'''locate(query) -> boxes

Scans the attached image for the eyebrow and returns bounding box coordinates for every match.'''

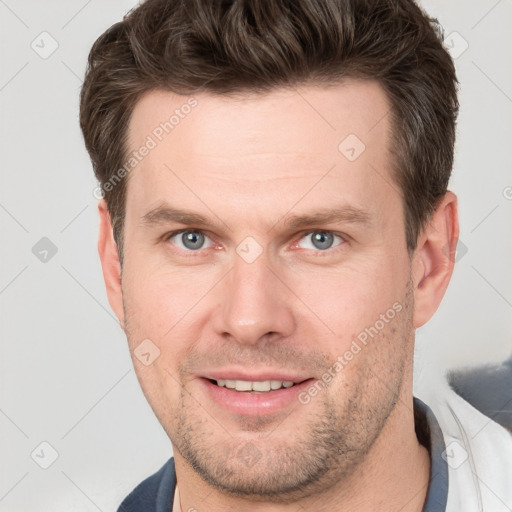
[281,206,372,230]
[140,203,372,231]
[141,205,214,228]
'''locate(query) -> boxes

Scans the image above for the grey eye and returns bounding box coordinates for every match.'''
[298,231,343,251]
[181,231,205,250]
[310,232,334,250]
[169,230,213,251]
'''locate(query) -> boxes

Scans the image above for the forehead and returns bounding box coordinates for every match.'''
[125,81,396,224]
[128,80,390,156]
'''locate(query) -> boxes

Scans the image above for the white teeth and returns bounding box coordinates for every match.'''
[252,380,271,392]
[235,380,252,391]
[214,379,296,392]
[270,380,282,390]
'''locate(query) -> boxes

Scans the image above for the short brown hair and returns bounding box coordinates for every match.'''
[80,0,458,260]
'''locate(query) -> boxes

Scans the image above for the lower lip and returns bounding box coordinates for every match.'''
[200,378,314,417]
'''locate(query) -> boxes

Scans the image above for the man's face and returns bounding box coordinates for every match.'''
[120,81,415,498]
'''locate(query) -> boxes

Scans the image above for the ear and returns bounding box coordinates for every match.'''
[97,199,125,330]
[411,191,459,328]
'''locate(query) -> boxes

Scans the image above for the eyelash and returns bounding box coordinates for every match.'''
[163,229,347,257]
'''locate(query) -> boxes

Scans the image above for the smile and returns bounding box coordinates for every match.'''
[212,379,297,392]
[201,376,314,416]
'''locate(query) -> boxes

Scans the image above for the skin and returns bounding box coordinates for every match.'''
[98,80,458,511]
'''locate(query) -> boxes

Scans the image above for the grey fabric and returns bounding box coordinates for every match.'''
[117,397,449,511]
[448,355,512,432]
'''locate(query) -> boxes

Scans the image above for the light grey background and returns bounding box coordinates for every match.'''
[1,1,511,510]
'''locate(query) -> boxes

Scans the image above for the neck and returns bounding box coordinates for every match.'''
[172,393,430,512]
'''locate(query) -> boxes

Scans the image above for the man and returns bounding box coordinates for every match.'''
[79,0,512,510]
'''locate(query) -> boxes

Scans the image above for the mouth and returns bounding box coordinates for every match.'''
[200,375,315,417]
[207,378,303,393]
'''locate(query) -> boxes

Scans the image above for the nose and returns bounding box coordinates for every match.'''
[211,250,295,345]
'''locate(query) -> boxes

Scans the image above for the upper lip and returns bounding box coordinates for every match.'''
[200,370,312,383]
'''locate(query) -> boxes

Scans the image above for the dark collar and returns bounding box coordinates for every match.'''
[414,397,449,511]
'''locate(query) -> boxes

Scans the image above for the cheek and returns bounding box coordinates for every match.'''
[305,270,412,401]
[289,257,405,344]
[121,256,219,351]
[121,262,194,413]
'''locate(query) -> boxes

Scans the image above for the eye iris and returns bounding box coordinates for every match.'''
[182,231,204,250]
[311,232,333,250]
